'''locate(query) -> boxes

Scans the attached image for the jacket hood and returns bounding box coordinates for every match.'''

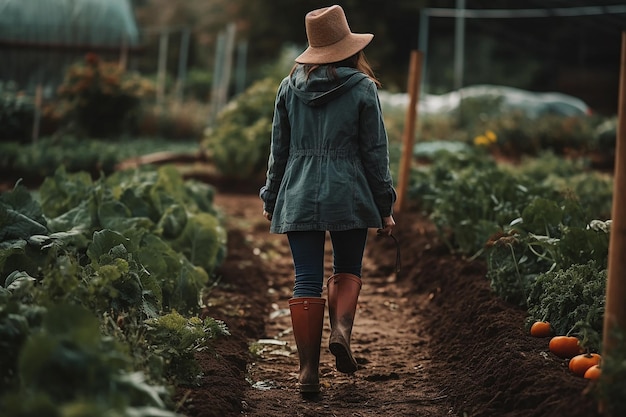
[289,66,367,107]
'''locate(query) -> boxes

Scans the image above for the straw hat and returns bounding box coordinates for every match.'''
[295,5,373,64]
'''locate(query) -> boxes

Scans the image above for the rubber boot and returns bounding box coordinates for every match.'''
[327,273,362,374]
[288,297,326,394]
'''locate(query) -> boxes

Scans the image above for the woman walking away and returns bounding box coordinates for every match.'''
[260,4,396,395]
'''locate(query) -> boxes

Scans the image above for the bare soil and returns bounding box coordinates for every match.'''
[173,188,601,417]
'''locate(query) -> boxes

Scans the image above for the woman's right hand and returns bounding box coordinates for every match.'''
[377,215,395,236]
[263,210,273,221]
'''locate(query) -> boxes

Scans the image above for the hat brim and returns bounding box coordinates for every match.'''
[295,33,373,64]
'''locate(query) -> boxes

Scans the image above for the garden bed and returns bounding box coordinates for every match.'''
[175,192,601,417]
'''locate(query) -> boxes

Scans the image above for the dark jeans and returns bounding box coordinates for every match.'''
[287,229,368,298]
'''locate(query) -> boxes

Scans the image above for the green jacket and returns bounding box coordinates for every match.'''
[260,65,396,234]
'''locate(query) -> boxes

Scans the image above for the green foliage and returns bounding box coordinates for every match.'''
[0,303,182,416]
[145,311,229,384]
[28,165,225,314]
[412,149,554,255]
[84,230,161,318]
[168,212,226,277]
[57,53,155,138]
[185,68,213,101]
[0,164,229,414]
[0,136,200,181]
[485,197,610,307]
[508,152,613,220]
[202,77,277,180]
[482,113,595,157]
[411,149,611,323]
[0,81,34,142]
[526,262,606,352]
[411,149,612,258]
[0,274,45,393]
[484,231,549,308]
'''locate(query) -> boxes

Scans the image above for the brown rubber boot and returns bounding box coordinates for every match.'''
[288,297,326,394]
[327,273,362,374]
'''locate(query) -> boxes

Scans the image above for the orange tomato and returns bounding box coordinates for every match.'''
[584,364,602,380]
[569,353,601,376]
[530,321,553,337]
[549,335,583,359]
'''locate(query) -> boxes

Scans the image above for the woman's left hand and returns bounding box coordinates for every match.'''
[377,215,395,236]
[263,210,273,221]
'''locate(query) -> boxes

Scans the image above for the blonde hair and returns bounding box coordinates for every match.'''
[290,50,381,88]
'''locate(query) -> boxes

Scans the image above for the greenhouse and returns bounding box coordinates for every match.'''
[0,0,139,94]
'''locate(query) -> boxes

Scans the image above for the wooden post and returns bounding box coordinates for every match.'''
[31,83,42,143]
[119,36,128,70]
[396,50,423,212]
[235,39,248,96]
[219,24,236,108]
[601,31,626,415]
[209,30,226,125]
[175,27,191,103]
[156,29,169,109]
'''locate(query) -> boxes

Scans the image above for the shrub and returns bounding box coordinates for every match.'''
[202,77,277,180]
[57,53,155,138]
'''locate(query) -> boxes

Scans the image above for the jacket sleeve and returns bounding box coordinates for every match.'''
[358,81,397,217]
[259,78,291,214]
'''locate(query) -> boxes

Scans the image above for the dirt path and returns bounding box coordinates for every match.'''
[177,192,450,416]
[241,219,450,416]
[175,191,601,417]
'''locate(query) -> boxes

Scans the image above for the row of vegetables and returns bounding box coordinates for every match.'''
[530,321,601,379]
[407,146,623,413]
[0,165,228,416]
[0,135,620,414]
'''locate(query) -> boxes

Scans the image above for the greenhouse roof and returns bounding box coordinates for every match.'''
[0,0,139,48]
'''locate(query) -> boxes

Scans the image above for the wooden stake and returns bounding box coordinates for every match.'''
[31,83,42,143]
[601,31,626,415]
[156,29,169,109]
[396,50,423,212]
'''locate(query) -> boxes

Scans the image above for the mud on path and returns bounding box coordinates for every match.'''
[175,191,602,417]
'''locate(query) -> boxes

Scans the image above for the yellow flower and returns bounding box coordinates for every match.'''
[485,130,497,143]
[473,135,489,146]
[474,130,498,147]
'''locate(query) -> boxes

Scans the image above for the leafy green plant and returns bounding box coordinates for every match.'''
[410,149,612,331]
[202,77,277,180]
[144,310,229,384]
[485,197,609,307]
[414,150,554,255]
[0,303,181,416]
[30,165,226,314]
[0,273,45,393]
[1,164,230,415]
[484,230,552,307]
[526,261,606,352]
